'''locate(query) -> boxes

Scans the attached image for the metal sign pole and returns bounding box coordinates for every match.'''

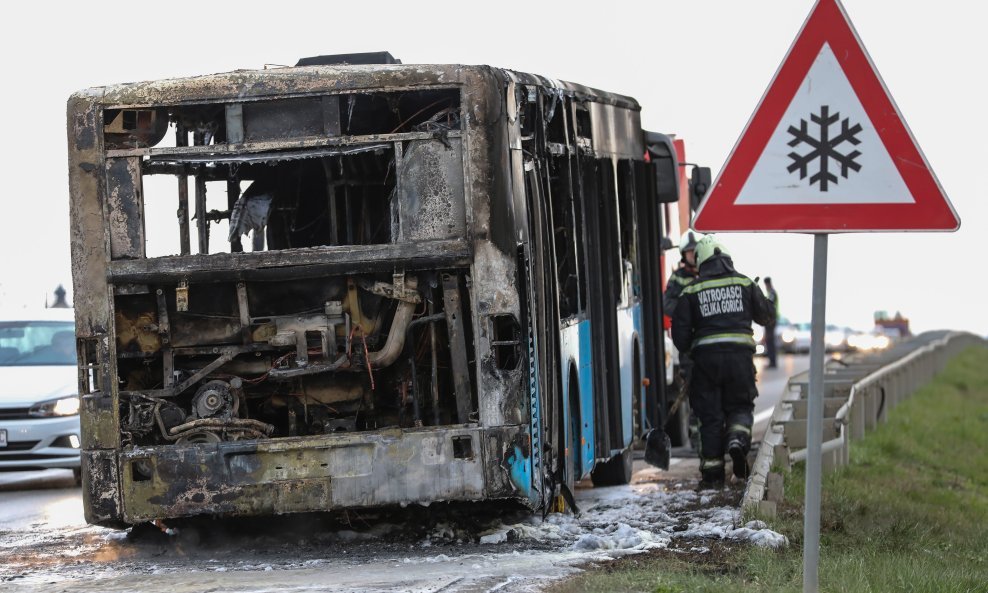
[803,233,828,593]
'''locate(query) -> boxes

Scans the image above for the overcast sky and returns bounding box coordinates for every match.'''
[1,0,984,336]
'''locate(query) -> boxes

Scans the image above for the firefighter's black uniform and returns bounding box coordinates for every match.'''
[663,264,698,317]
[671,252,775,486]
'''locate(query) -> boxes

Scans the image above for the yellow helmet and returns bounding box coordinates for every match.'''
[695,234,730,267]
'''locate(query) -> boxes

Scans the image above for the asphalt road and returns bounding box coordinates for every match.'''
[0,354,810,592]
[753,353,811,439]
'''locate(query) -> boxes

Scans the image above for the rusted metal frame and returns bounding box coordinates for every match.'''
[128,347,241,399]
[442,274,473,424]
[236,282,251,345]
[193,131,209,254]
[340,155,353,244]
[155,288,174,388]
[111,283,150,295]
[267,355,348,379]
[171,343,273,357]
[115,422,504,523]
[176,123,191,255]
[107,239,472,284]
[404,312,446,426]
[144,163,232,178]
[393,141,404,240]
[429,300,441,426]
[167,417,274,436]
[100,81,464,113]
[168,348,238,397]
[195,175,208,254]
[228,176,243,253]
[106,131,461,160]
[320,157,339,245]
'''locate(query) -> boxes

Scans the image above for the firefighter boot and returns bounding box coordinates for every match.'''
[697,459,725,490]
[727,438,749,480]
[726,423,752,480]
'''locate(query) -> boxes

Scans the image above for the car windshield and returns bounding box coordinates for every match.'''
[0,321,76,366]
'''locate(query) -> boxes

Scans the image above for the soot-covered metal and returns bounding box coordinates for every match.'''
[68,59,648,526]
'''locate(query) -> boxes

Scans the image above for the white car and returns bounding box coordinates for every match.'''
[0,308,81,482]
[754,318,794,356]
[824,324,850,353]
[780,322,812,353]
[846,330,892,352]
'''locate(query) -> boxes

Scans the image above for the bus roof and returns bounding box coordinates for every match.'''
[71,63,640,113]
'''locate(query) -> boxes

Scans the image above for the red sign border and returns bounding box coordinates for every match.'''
[693,0,959,233]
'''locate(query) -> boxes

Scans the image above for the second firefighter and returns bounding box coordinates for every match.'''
[671,234,776,489]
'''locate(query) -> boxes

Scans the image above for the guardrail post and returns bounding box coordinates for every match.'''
[852,390,866,440]
[841,427,850,466]
[877,381,887,424]
[864,384,876,431]
[891,370,901,411]
[774,441,791,472]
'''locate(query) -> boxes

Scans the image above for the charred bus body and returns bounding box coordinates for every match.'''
[67,56,682,527]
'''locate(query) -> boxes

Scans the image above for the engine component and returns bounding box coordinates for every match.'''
[192,380,235,419]
[157,401,188,432]
[322,417,357,433]
[175,430,222,446]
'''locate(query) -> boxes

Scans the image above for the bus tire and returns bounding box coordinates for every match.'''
[590,448,633,486]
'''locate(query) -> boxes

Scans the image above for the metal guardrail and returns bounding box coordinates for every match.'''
[743,331,987,517]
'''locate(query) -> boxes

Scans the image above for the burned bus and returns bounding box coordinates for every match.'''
[67,53,686,527]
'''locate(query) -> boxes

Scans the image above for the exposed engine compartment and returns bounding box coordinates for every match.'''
[116,270,479,454]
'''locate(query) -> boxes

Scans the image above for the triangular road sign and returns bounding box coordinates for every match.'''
[693,0,960,233]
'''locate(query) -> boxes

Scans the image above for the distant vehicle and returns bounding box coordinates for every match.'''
[753,317,794,356]
[0,308,81,483]
[780,322,811,353]
[846,330,892,352]
[824,324,850,353]
[874,310,911,338]
[753,324,765,356]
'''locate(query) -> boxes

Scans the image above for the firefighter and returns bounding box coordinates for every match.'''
[671,235,776,488]
[664,231,704,449]
[663,230,704,316]
[763,277,780,368]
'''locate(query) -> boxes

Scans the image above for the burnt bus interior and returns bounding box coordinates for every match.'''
[104,87,489,454]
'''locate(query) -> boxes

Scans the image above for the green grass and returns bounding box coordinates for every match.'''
[549,345,988,593]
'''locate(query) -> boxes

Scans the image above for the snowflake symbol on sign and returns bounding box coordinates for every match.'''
[787,105,863,192]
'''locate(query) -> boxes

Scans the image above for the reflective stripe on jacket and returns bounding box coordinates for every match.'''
[671,255,776,354]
